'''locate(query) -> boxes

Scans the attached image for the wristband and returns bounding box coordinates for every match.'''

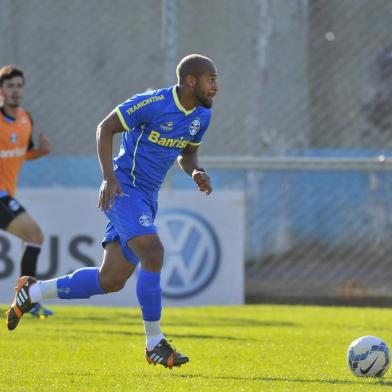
[192,168,205,177]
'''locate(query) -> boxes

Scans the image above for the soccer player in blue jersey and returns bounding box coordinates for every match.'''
[6,54,218,369]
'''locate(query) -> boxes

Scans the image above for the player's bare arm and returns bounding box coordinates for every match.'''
[177,144,213,195]
[96,110,123,210]
[25,132,51,160]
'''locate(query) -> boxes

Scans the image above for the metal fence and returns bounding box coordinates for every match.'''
[194,157,392,305]
[2,0,392,156]
[2,0,392,303]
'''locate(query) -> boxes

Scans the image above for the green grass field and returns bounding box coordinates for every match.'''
[1,304,392,391]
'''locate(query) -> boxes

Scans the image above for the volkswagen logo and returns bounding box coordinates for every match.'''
[156,209,220,299]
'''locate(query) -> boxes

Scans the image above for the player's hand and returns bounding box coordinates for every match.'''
[192,169,213,195]
[38,132,51,155]
[98,176,122,211]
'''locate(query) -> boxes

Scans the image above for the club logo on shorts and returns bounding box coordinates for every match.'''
[139,214,152,227]
[156,209,220,298]
[8,199,20,211]
[189,119,201,136]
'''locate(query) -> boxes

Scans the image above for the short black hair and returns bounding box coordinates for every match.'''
[176,54,215,84]
[0,65,24,86]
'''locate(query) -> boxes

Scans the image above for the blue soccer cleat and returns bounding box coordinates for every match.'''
[30,303,54,318]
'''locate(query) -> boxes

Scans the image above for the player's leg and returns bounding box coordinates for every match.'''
[5,211,53,316]
[0,197,42,278]
[0,196,53,317]
[6,240,133,330]
[128,234,189,369]
[7,211,44,277]
[30,240,134,301]
[103,187,188,368]
[129,233,164,348]
[102,190,164,342]
[99,240,136,292]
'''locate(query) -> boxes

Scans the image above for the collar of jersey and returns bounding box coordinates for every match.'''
[172,86,196,116]
[0,107,16,123]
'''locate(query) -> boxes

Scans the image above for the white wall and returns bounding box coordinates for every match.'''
[0,189,244,307]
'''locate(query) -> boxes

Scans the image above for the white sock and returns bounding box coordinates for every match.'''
[144,320,164,351]
[29,279,58,303]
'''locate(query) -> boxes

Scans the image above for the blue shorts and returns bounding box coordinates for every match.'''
[102,187,158,265]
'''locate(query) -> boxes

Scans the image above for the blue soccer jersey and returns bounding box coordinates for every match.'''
[114,86,212,199]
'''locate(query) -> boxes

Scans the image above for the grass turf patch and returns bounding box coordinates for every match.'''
[1,304,392,391]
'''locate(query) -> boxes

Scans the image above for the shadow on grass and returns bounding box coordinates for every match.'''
[328,323,392,334]
[68,329,250,341]
[166,318,298,328]
[48,371,392,387]
[52,315,297,329]
[151,374,392,386]
[51,312,140,326]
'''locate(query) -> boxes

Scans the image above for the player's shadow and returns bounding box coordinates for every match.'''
[169,374,392,386]
[56,312,141,326]
[57,315,297,329]
[162,318,298,328]
[68,328,252,341]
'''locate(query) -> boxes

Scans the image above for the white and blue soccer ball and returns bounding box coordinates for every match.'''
[347,336,390,377]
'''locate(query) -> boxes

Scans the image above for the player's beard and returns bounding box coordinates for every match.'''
[201,97,213,109]
[194,87,213,109]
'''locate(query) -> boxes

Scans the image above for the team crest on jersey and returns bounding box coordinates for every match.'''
[10,133,17,143]
[139,214,153,227]
[21,116,28,124]
[189,119,201,136]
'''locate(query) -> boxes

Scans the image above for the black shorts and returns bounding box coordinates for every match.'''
[0,195,26,230]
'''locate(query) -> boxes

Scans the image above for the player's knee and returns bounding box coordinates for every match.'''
[103,280,125,293]
[140,245,164,271]
[26,225,44,245]
[99,271,127,293]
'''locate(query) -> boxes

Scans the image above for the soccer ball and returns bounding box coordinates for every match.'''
[347,336,390,377]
